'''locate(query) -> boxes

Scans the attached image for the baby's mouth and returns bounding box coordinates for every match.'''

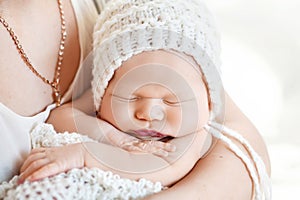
[128,129,169,141]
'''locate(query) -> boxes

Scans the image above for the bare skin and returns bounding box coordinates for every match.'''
[0,0,80,116]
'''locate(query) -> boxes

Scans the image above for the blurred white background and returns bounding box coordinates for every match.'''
[203,0,300,199]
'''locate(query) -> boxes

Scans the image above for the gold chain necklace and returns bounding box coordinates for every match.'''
[0,0,67,106]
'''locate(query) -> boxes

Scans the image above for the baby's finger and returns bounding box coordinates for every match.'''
[136,142,169,157]
[146,140,176,152]
[27,162,61,182]
[120,141,144,152]
[30,148,46,154]
[107,131,138,147]
[152,149,169,157]
[19,158,50,184]
[20,152,46,173]
[119,139,139,147]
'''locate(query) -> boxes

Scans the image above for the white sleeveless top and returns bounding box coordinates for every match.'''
[0,0,101,182]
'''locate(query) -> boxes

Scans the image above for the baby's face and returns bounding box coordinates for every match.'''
[99,50,209,140]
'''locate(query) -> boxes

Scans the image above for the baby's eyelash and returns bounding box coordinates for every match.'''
[164,98,196,106]
[162,99,181,106]
[127,97,140,101]
[111,94,195,105]
[111,94,140,102]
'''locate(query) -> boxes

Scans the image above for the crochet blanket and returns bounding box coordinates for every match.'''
[0,123,163,200]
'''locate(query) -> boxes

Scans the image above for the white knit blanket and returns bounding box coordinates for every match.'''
[0,123,163,200]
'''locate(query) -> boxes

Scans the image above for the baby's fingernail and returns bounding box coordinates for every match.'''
[159,150,168,157]
[167,144,176,151]
[17,177,24,185]
[27,176,33,181]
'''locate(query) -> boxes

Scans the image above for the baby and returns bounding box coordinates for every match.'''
[19,0,270,198]
[87,49,214,180]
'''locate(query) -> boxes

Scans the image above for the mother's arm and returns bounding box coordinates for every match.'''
[144,93,271,200]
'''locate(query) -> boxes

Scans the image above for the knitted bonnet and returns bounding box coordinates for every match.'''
[92,0,224,123]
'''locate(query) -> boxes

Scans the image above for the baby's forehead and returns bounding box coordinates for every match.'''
[105,50,205,100]
[114,50,202,76]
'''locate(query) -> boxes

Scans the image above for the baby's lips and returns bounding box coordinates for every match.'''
[134,129,168,138]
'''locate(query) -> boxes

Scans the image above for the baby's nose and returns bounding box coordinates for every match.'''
[149,105,165,121]
[135,100,165,121]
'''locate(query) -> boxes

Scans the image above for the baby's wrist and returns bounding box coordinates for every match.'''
[78,142,89,167]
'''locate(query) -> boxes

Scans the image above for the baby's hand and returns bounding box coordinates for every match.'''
[119,139,176,157]
[19,143,85,183]
[105,130,176,157]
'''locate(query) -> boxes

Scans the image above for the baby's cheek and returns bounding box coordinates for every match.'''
[109,101,132,130]
[99,95,124,130]
[196,94,210,127]
[99,98,111,119]
[165,108,182,135]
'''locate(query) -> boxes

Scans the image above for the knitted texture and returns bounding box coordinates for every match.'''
[0,123,163,200]
[92,0,224,122]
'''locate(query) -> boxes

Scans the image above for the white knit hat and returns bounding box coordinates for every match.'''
[92,0,224,123]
